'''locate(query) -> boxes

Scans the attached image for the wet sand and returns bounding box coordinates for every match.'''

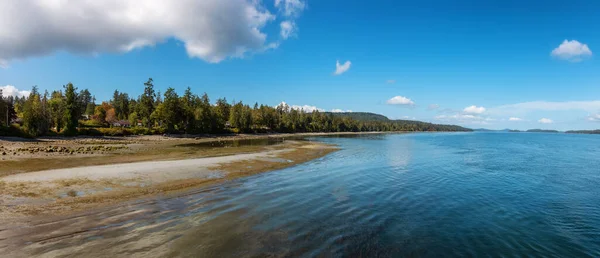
[0,140,337,220]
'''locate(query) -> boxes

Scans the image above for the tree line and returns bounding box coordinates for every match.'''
[1,78,470,137]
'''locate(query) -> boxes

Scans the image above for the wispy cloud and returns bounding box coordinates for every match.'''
[334,60,351,75]
[509,117,523,121]
[435,114,492,125]
[538,118,554,124]
[386,79,396,84]
[280,21,296,39]
[551,39,592,62]
[275,0,306,17]
[588,114,600,122]
[386,96,415,106]
[331,109,352,113]
[427,104,440,110]
[489,101,600,116]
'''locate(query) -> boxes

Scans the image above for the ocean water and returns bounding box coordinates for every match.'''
[6,132,600,257]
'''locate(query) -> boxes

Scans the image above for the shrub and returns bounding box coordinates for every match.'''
[0,124,32,138]
[79,119,105,128]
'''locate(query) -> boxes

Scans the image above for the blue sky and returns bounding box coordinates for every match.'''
[1,0,600,130]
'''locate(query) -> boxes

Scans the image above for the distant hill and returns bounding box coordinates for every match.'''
[325,112,471,132]
[326,112,390,122]
[566,129,600,134]
[526,129,560,133]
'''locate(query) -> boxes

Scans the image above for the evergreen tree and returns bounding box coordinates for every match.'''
[139,78,156,128]
[48,90,65,131]
[63,83,79,135]
[22,86,50,136]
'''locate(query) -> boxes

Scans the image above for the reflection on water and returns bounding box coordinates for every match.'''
[3,132,600,257]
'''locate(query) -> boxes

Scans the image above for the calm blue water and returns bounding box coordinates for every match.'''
[8,132,600,257]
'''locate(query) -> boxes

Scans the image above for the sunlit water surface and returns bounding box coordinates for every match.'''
[4,133,600,257]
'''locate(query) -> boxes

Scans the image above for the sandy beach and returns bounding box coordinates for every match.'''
[0,134,343,220]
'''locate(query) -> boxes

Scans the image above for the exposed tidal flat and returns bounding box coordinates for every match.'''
[2,132,600,257]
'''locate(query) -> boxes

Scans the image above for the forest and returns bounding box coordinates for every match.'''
[0,78,471,137]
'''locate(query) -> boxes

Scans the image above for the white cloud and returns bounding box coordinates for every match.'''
[334,60,351,75]
[538,118,554,124]
[275,0,306,17]
[0,0,307,65]
[276,101,323,112]
[551,39,592,62]
[587,114,600,122]
[331,109,352,113]
[463,105,486,114]
[280,21,296,39]
[386,96,415,106]
[0,85,30,98]
[386,79,396,84]
[292,105,323,112]
[509,117,523,121]
[427,104,440,110]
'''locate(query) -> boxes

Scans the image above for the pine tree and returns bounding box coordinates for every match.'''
[63,83,79,135]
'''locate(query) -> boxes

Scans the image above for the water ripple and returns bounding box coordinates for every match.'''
[4,133,600,257]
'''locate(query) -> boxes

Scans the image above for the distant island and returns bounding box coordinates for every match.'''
[565,130,600,134]
[525,129,560,133]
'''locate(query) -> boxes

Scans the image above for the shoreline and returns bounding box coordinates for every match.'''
[0,139,338,220]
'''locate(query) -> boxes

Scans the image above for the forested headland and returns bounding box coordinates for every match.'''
[0,78,471,137]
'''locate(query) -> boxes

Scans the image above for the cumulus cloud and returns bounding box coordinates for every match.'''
[0,0,306,65]
[331,109,352,113]
[587,114,600,122]
[538,118,553,124]
[509,117,523,121]
[334,60,351,75]
[463,105,486,114]
[0,85,30,98]
[386,96,415,106]
[551,40,592,62]
[386,79,396,84]
[427,104,440,110]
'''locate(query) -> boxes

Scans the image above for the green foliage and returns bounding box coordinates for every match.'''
[0,124,31,138]
[151,87,182,132]
[138,78,156,128]
[128,112,139,127]
[13,78,472,138]
[111,90,130,120]
[48,90,65,131]
[22,86,50,137]
[63,83,79,136]
[79,119,105,128]
[328,112,389,122]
